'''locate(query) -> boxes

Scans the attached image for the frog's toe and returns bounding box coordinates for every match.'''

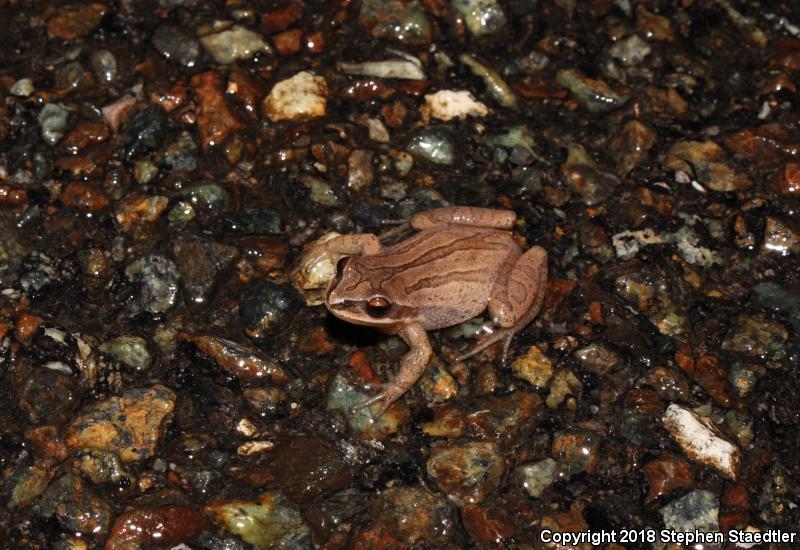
[352,384,399,418]
[453,327,513,363]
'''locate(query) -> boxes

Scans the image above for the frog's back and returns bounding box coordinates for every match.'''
[360,226,518,329]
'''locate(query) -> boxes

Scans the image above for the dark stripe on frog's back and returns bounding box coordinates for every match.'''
[356,227,516,296]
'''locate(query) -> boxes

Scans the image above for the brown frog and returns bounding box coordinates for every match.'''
[306,206,548,415]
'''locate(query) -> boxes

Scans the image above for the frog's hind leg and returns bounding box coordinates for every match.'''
[455,246,547,366]
[353,323,432,417]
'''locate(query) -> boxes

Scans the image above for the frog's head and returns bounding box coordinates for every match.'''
[324,256,399,328]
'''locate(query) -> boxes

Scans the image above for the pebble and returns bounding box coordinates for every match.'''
[200,25,271,64]
[421,90,489,121]
[172,234,238,310]
[662,403,740,480]
[426,441,505,506]
[124,254,180,316]
[239,279,299,340]
[452,0,507,37]
[408,125,456,165]
[98,336,152,371]
[721,314,788,361]
[459,54,518,109]
[152,24,201,68]
[38,103,70,146]
[641,454,694,502]
[516,458,558,498]
[204,491,311,550]
[191,71,244,149]
[263,71,328,121]
[180,333,290,383]
[660,490,720,539]
[555,69,629,113]
[511,345,553,388]
[359,0,433,45]
[338,56,426,80]
[65,385,176,463]
[560,144,620,205]
[105,506,212,550]
[664,140,751,192]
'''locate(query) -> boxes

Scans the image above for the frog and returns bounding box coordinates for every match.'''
[305,206,547,415]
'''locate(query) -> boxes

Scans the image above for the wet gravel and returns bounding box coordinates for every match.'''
[1,0,799,548]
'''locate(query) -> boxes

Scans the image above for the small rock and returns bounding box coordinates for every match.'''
[575,342,622,375]
[18,369,79,426]
[452,0,507,37]
[10,78,34,97]
[408,125,456,165]
[74,449,131,485]
[200,25,271,64]
[239,279,299,340]
[552,430,600,476]
[98,336,152,371]
[459,53,518,109]
[516,458,558,498]
[124,106,167,161]
[511,345,553,388]
[721,314,788,361]
[204,491,311,550]
[662,403,739,480]
[263,71,327,122]
[545,369,582,409]
[356,486,455,547]
[359,0,433,45]
[347,149,374,191]
[660,490,719,537]
[106,506,212,550]
[426,441,505,506]
[763,216,800,255]
[664,140,751,192]
[124,254,180,316]
[172,234,238,310]
[642,454,694,503]
[224,209,283,236]
[556,69,629,113]
[61,182,110,214]
[37,474,112,539]
[89,49,117,82]
[191,71,245,149]
[608,119,656,176]
[152,24,201,67]
[46,3,107,40]
[291,231,344,305]
[560,144,620,205]
[232,436,352,502]
[38,103,70,146]
[421,90,489,121]
[609,34,651,66]
[180,333,290,383]
[65,385,176,463]
[339,56,425,80]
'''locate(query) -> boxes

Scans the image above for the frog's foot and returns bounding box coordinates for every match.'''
[453,326,516,368]
[377,221,412,244]
[352,381,404,418]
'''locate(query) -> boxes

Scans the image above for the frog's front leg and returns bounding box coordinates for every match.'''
[410,206,516,230]
[355,322,432,416]
[456,246,547,365]
[313,233,383,256]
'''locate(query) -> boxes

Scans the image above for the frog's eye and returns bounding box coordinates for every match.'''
[366,296,392,317]
[335,256,350,275]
